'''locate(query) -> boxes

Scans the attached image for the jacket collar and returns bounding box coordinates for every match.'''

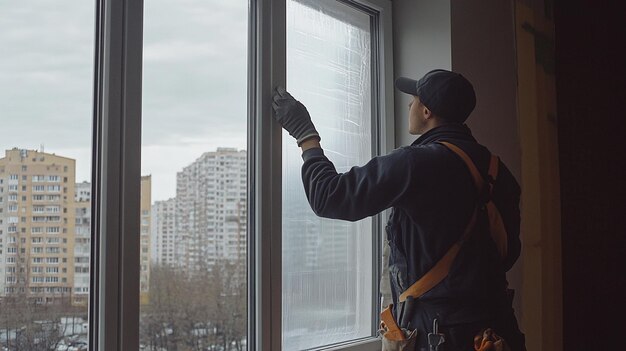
[410,123,476,146]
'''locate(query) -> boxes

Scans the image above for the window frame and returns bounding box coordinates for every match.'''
[252,0,394,350]
[90,0,392,350]
[91,0,143,350]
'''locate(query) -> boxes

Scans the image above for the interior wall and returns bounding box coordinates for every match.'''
[392,0,451,148]
[554,0,626,349]
[449,0,524,325]
[450,1,520,178]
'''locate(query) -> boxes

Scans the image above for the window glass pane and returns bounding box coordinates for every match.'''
[283,1,374,349]
[140,1,248,350]
[0,0,94,349]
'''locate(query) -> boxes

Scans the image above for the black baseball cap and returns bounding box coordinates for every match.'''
[395,69,476,123]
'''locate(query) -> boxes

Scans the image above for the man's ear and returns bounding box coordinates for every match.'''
[423,105,432,119]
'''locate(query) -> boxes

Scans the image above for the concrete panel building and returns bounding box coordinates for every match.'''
[0,149,76,304]
[73,182,91,306]
[151,198,177,267]
[140,175,152,304]
[175,148,247,274]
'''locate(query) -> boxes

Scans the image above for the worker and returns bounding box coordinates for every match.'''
[272,69,526,351]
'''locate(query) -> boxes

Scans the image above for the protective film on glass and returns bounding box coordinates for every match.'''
[283,1,374,349]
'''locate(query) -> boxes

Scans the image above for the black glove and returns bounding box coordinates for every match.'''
[272,86,320,146]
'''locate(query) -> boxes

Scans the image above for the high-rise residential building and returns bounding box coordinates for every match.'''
[75,181,91,202]
[175,148,247,274]
[73,181,91,306]
[0,148,76,304]
[140,175,152,304]
[151,198,177,267]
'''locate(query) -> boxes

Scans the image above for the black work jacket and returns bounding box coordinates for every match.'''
[301,124,521,324]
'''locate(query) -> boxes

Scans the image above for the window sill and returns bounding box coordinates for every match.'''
[319,337,382,351]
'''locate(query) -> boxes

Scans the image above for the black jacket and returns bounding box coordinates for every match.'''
[301,123,522,326]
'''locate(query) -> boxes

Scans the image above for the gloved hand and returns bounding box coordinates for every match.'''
[272,86,320,146]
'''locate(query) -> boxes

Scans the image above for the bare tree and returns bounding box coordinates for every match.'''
[141,258,247,351]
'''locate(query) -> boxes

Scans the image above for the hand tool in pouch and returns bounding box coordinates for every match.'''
[428,318,445,351]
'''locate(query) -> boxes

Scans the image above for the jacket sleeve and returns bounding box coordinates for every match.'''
[300,147,418,221]
[493,160,522,272]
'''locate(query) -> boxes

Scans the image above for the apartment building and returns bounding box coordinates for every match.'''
[140,175,152,304]
[175,148,247,274]
[73,181,91,306]
[0,149,75,304]
[151,197,177,267]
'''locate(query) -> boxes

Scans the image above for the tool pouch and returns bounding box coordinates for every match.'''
[379,304,417,351]
[380,328,417,351]
[473,328,511,351]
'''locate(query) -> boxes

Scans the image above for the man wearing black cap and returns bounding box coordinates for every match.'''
[273,69,526,351]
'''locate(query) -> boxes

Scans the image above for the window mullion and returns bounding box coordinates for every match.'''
[251,0,286,350]
[94,0,144,350]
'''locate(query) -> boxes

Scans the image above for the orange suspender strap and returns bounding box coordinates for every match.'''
[396,142,507,304]
[486,154,508,259]
[439,142,485,190]
[488,154,499,192]
[443,142,508,259]
[398,208,478,303]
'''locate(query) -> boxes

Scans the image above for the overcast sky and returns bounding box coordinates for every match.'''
[1,0,248,202]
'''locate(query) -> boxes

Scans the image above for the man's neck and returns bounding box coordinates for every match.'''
[420,118,447,135]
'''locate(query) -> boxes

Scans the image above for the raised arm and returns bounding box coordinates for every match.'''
[272,86,428,221]
[300,147,418,221]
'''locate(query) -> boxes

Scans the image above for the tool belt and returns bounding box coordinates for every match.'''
[379,142,511,351]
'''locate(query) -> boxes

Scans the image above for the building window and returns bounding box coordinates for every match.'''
[45,247,60,254]
[46,267,59,274]
[47,185,61,192]
[46,227,60,234]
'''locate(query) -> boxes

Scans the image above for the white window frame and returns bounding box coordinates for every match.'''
[91,0,392,350]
